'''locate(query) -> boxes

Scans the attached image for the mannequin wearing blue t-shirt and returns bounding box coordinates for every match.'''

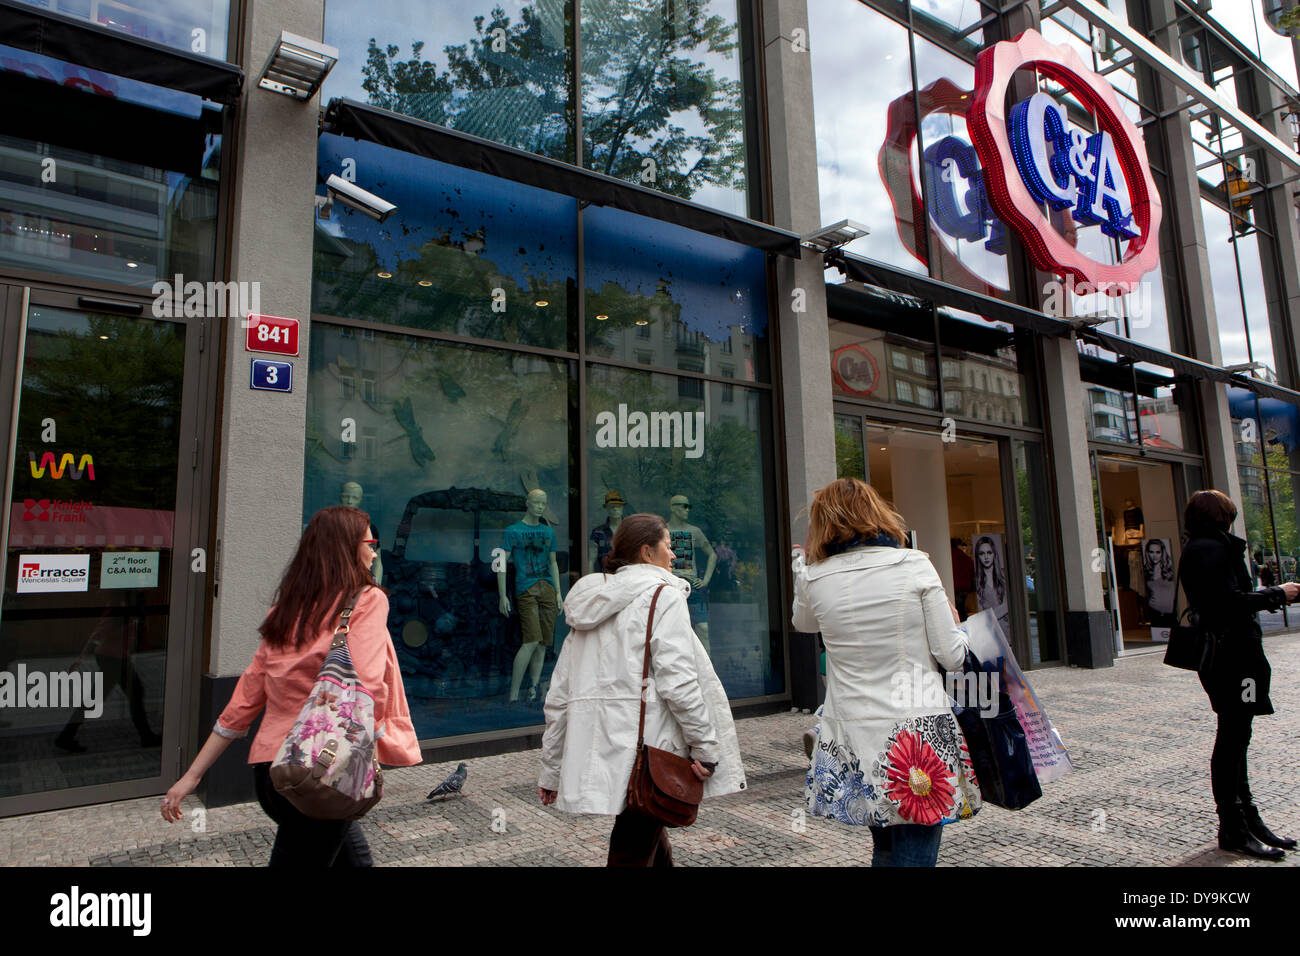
[498,489,563,702]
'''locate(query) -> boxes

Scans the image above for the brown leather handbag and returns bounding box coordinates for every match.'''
[625,584,704,828]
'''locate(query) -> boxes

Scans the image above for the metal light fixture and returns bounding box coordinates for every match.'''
[1226,361,1265,375]
[258,32,339,100]
[801,219,870,254]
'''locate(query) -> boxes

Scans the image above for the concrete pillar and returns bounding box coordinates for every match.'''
[201,0,326,805]
[765,0,835,708]
[764,0,835,538]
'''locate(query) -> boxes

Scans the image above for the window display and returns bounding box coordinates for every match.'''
[303,323,575,738]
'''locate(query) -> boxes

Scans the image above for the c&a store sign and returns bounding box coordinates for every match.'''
[884,29,1161,296]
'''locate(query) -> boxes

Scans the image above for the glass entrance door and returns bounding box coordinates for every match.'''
[0,286,197,812]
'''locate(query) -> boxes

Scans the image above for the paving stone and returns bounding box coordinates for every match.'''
[2,634,1299,866]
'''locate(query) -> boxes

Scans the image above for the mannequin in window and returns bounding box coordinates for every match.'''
[1122,498,1145,545]
[498,489,562,702]
[588,490,625,573]
[340,482,382,584]
[666,494,717,653]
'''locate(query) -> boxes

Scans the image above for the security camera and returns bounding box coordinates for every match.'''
[324,174,397,222]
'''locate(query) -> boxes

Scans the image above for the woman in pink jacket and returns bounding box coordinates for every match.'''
[161,506,421,866]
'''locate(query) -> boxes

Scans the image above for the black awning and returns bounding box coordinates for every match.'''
[0,0,243,105]
[322,98,803,258]
[825,250,1073,336]
[1081,328,1235,384]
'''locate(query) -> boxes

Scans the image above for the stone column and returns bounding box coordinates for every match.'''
[201,0,327,806]
[765,0,836,707]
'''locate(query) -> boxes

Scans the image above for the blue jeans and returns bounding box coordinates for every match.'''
[869,824,943,867]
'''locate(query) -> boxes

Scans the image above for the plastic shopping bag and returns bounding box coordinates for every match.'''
[961,609,1073,785]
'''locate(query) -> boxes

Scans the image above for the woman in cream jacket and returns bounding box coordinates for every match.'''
[793,479,979,867]
[538,513,745,866]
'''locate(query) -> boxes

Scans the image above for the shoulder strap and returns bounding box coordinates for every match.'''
[636,584,669,751]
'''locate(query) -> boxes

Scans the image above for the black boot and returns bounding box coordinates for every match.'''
[1219,803,1285,860]
[1242,803,1297,850]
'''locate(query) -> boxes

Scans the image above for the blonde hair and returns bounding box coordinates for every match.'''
[806,478,907,563]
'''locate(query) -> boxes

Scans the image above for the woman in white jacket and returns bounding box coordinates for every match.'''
[538,513,746,866]
[793,479,980,867]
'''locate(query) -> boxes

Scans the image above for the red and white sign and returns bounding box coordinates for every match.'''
[967,30,1162,295]
[245,314,300,356]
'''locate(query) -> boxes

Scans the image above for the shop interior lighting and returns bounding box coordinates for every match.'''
[801,219,870,254]
[258,32,338,100]
[535,300,549,307]
[376,271,392,279]
[418,280,433,287]
[595,314,609,321]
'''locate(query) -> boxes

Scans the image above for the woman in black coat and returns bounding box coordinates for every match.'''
[1178,490,1298,860]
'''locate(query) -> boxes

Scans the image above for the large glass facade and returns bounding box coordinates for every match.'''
[321,0,755,215]
[309,138,781,740]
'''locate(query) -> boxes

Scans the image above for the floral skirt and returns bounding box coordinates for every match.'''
[805,709,981,827]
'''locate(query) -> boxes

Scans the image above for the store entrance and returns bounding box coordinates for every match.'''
[0,285,205,816]
[1093,455,1182,653]
[836,412,1063,667]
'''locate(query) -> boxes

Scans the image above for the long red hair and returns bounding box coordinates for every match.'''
[260,506,379,649]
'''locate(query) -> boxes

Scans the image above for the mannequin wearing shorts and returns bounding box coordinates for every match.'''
[499,489,563,702]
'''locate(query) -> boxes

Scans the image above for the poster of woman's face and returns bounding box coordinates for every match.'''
[974,533,1012,639]
[1142,537,1175,617]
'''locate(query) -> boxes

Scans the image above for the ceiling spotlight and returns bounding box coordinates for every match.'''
[595,314,609,321]
[126,261,138,269]
[258,31,338,100]
[534,300,549,307]
[418,280,433,287]
[635,318,649,326]
[801,219,870,254]
[99,335,109,340]
[377,271,392,279]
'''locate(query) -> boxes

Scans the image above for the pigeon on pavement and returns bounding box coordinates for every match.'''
[427,762,468,800]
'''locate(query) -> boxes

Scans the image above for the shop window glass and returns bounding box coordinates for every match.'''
[1133,362,1194,453]
[835,413,865,480]
[11,0,231,60]
[583,205,768,381]
[581,0,752,216]
[938,307,1032,426]
[585,365,782,698]
[810,0,919,268]
[323,0,574,163]
[911,0,991,42]
[1202,198,1276,378]
[828,284,938,407]
[313,134,576,351]
[0,52,222,290]
[912,34,1013,299]
[303,322,577,737]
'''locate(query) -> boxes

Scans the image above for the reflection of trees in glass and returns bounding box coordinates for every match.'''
[834,418,864,480]
[15,316,184,510]
[312,228,573,350]
[362,6,572,159]
[357,1,745,200]
[1243,445,1299,564]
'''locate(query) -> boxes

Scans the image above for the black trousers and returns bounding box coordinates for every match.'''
[607,808,674,867]
[252,762,373,867]
[1210,713,1254,811]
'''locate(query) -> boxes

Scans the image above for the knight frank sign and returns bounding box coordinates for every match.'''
[884,29,1162,297]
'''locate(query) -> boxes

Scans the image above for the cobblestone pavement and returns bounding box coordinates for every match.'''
[2,636,1299,867]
